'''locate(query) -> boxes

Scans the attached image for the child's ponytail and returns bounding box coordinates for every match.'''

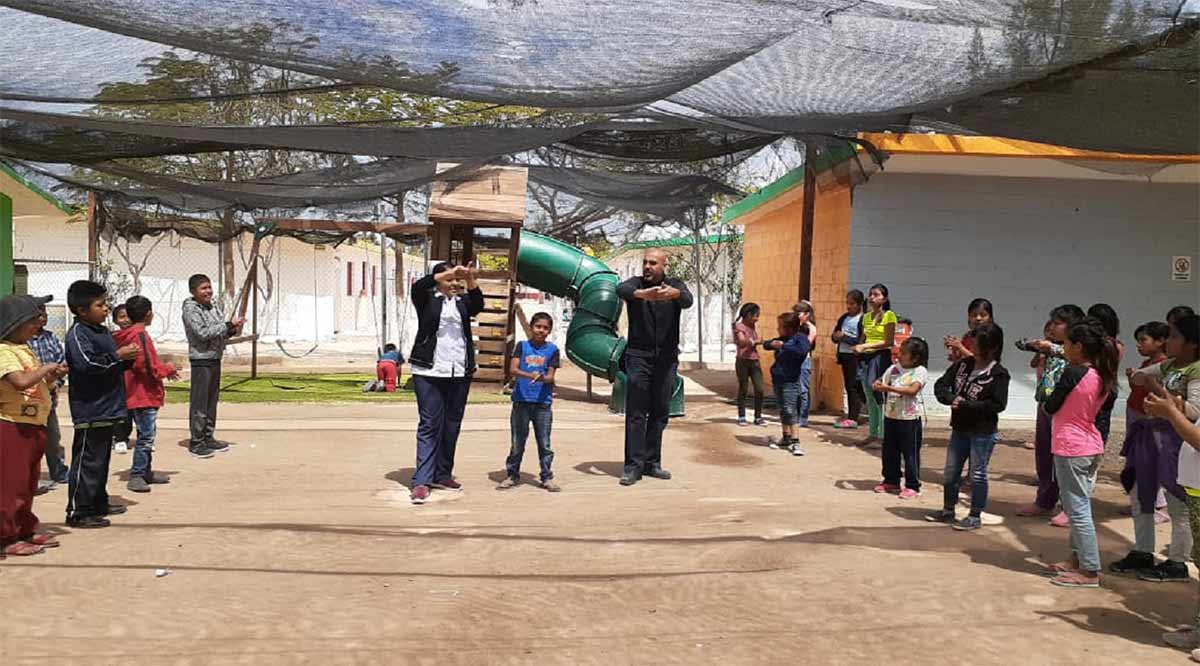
[1068,317,1118,398]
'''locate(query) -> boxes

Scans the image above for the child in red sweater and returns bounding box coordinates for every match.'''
[113,296,179,493]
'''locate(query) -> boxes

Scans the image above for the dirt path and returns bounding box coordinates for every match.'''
[0,367,1190,665]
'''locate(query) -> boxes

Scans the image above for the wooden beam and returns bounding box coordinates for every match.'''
[798,165,816,302]
[86,191,98,280]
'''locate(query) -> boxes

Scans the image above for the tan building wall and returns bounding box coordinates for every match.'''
[737,180,854,413]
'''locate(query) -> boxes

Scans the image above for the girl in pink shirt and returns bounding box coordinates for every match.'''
[733,303,765,426]
[1043,317,1118,588]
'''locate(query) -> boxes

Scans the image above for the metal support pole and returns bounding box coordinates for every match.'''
[719,230,727,363]
[0,193,12,295]
[586,373,593,400]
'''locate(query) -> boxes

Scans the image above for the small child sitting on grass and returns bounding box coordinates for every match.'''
[375,343,405,392]
[500,313,561,492]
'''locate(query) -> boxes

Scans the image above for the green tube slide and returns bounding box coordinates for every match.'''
[516,231,684,416]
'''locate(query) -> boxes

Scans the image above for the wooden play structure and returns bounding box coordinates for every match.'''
[426,164,528,383]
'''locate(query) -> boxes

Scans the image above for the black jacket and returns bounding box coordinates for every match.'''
[64,319,130,424]
[407,275,485,374]
[934,357,1010,435]
[616,276,694,358]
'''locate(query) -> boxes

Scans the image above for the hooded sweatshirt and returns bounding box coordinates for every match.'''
[182,297,234,362]
[933,357,1011,435]
[113,323,176,409]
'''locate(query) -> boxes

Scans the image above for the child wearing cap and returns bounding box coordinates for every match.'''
[0,294,69,556]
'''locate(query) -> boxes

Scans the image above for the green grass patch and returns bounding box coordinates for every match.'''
[164,373,510,404]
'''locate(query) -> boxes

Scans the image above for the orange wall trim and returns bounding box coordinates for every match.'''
[860,133,1200,164]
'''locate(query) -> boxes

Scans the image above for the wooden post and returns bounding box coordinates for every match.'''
[798,164,816,301]
[251,256,259,379]
[691,210,704,365]
[86,191,99,280]
[379,232,388,351]
[586,373,593,400]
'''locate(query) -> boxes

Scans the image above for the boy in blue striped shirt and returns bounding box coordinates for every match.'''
[500,312,561,492]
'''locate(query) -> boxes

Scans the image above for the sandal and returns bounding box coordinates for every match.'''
[2,541,44,556]
[29,533,60,548]
[1049,571,1100,588]
[1042,560,1079,576]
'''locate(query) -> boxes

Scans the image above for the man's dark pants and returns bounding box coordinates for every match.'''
[624,353,677,477]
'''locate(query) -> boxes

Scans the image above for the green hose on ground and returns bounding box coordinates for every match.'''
[516,231,684,416]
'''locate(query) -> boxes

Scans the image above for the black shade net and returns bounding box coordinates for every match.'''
[0,0,1195,155]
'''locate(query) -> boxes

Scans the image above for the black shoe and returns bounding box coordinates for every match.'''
[145,472,170,485]
[1137,560,1191,583]
[619,472,641,486]
[644,466,672,480]
[104,504,127,516]
[188,444,215,459]
[66,515,111,529]
[924,509,956,524]
[1108,550,1156,575]
[206,439,231,452]
[126,477,151,493]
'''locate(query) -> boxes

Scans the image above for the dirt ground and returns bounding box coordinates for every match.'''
[1,365,1193,666]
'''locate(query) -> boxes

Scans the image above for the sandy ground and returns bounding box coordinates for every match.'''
[1,366,1193,666]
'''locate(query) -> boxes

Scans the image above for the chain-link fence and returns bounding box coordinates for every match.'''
[17,229,429,367]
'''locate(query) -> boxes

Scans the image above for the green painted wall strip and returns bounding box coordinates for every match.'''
[0,193,13,295]
[721,142,859,223]
[0,161,77,215]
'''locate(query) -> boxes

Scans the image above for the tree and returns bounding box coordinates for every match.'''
[966,27,993,82]
[81,22,539,306]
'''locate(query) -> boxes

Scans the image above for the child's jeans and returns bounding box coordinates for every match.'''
[130,407,158,482]
[1055,454,1102,572]
[882,417,922,491]
[507,402,554,481]
[942,431,998,516]
[773,379,800,426]
[798,356,812,427]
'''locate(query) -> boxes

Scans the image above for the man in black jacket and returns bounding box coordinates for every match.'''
[616,249,693,486]
[407,262,485,504]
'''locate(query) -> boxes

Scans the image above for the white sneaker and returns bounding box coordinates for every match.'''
[789,443,806,456]
[767,436,782,450]
[114,441,129,454]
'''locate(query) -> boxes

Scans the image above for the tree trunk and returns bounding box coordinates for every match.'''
[220,207,237,304]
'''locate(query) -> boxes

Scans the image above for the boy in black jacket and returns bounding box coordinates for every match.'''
[64,281,140,528]
[926,323,1010,532]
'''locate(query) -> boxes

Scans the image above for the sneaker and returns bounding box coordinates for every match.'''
[205,439,231,453]
[410,485,430,504]
[126,477,151,493]
[952,516,983,531]
[541,479,562,492]
[1049,511,1070,528]
[619,471,641,486]
[431,478,462,491]
[925,509,956,524]
[1164,628,1200,650]
[980,512,1005,526]
[66,515,110,529]
[1049,571,1100,588]
[874,483,900,494]
[767,436,784,450]
[1108,550,1156,575]
[34,480,55,495]
[1015,503,1052,517]
[1138,560,1191,583]
[145,472,170,484]
[188,444,215,459]
[899,488,920,500]
[498,477,518,489]
[737,417,749,426]
[114,441,129,454]
[789,443,806,456]
[753,418,767,427]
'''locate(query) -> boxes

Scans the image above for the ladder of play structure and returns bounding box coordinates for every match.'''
[471,276,515,382]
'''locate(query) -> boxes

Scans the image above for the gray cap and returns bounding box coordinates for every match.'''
[0,294,52,341]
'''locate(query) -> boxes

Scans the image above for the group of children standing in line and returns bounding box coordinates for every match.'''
[0,273,243,556]
[733,292,1200,593]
